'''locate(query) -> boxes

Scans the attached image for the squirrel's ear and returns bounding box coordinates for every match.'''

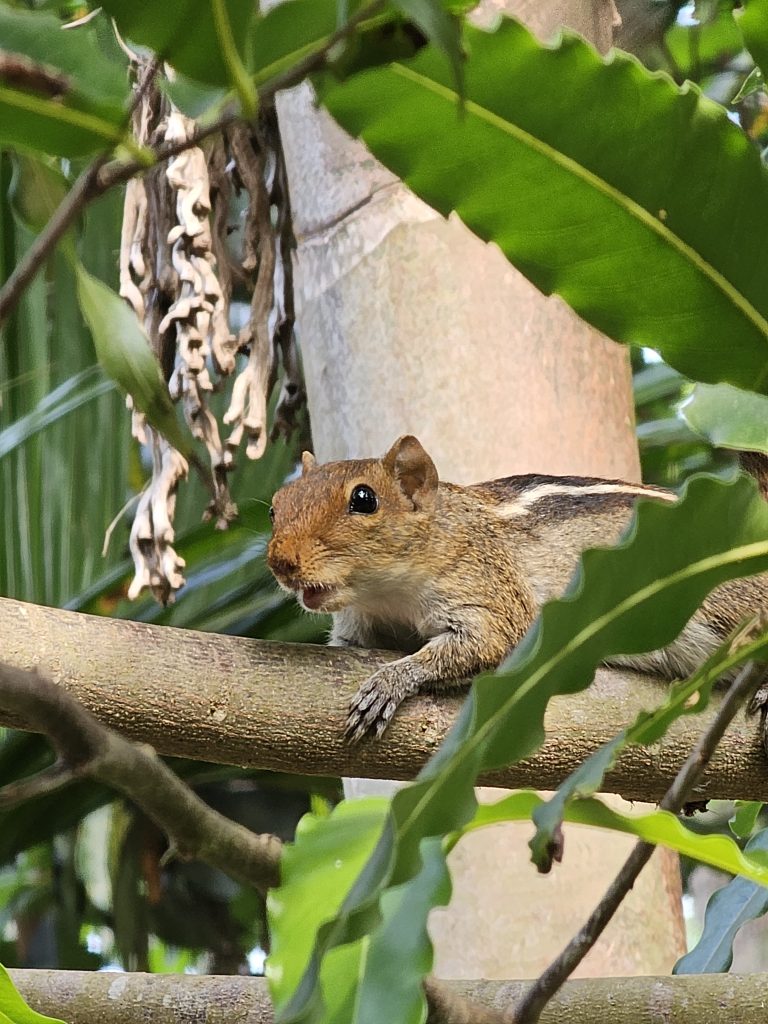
[383,435,438,509]
[301,451,316,474]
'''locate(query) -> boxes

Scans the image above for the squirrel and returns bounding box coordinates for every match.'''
[267,435,768,742]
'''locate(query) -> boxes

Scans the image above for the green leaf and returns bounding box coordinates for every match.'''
[636,417,700,448]
[267,799,389,1021]
[674,827,768,974]
[0,367,114,461]
[733,66,765,103]
[633,362,686,406]
[319,18,768,390]
[740,0,768,82]
[8,155,67,233]
[391,0,464,97]
[0,7,128,157]
[269,801,450,1024]
[680,383,768,452]
[466,792,768,887]
[730,800,764,839]
[530,623,768,871]
[274,472,768,1020]
[353,837,450,1024]
[664,9,743,77]
[98,0,256,88]
[74,265,191,456]
[0,964,67,1024]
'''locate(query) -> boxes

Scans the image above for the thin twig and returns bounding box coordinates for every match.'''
[0,662,282,893]
[0,56,161,327]
[0,762,75,807]
[0,1,384,327]
[512,659,768,1024]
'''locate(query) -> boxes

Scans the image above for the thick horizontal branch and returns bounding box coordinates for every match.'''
[1,597,766,801]
[11,970,768,1024]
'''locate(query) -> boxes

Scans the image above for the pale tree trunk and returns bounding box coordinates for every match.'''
[275,0,685,979]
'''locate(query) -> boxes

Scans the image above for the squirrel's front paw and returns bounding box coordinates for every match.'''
[345,665,418,743]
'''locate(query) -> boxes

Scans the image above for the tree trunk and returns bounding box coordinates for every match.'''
[275,0,685,979]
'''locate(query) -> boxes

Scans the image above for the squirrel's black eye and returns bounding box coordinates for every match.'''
[349,485,378,515]
[268,506,275,523]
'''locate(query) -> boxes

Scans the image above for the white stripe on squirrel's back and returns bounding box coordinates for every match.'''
[493,481,676,519]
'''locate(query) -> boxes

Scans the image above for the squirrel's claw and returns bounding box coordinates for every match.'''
[345,666,417,743]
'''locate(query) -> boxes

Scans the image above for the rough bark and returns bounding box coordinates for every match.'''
[2,596,766,802]
[11,969,768,1024]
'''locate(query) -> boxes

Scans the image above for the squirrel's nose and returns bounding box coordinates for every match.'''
[268,552,300,580]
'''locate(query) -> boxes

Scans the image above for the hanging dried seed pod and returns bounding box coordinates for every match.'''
[116,58,304,603]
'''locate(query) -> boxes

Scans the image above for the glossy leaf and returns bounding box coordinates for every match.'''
[353,837,450,1024]
[466,792,768,886]
[741,0,768,82]
[530,622,768,870]
[320,18,768,390]
[674,827,768,974]
[680,383,768,452]
[267,799,389,1021]
[273,473,768,1021]
[75,265,191,456]
[730,801,764,840]
[0,7,127,157]
[0,964,66,1024]
[98,0,256,88]
[269,805,450,1024]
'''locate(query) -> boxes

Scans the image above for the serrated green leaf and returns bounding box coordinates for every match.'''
[740,0,768,82]
[0,964,66,1024]
[319,18,768,390]
[674,826,768,974]
[74,265,191,456]
[269,805,449,1024]
[267,799,389,1021]
[465,793,768,886]
[680,383,768,452]
[278,473,768,1021]
[730,800,764,839]
[354,837,450,1024]
[530,623,768,870]
[0,7,128,157]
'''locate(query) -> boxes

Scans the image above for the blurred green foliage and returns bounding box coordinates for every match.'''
[0,135,332,973]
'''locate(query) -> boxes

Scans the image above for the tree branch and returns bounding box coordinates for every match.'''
[512,659,768,1024]
[0,56,161,326]
[12,969,768,1024]
[0,661,281,894]
[0,2,384,326]
[1,597,766,801]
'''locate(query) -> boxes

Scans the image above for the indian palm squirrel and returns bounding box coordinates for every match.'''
[267,435,768,742]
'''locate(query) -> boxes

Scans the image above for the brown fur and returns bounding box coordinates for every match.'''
[267,436,768,741]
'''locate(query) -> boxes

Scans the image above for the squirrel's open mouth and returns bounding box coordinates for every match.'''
[300,583,337,611]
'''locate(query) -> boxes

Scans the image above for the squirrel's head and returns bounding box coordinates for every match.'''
[267,435,439,613]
